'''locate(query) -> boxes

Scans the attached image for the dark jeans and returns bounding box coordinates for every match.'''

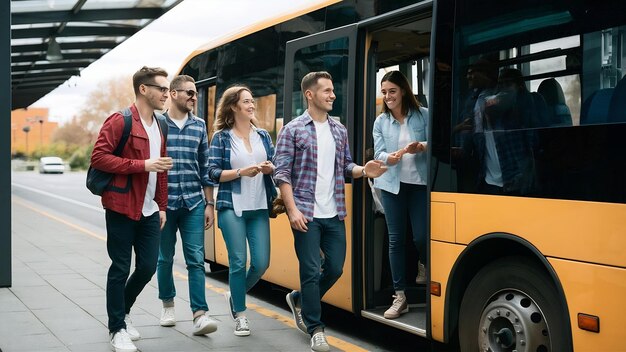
[292,216,346,335]
[380,183,427,291]
[106,209,160,333]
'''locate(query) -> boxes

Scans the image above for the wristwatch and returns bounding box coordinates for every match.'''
[236,168,241,178]
[361,168,367,178]
[206,199,215,206]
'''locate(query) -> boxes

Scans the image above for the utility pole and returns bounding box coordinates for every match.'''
[1,0,12,287]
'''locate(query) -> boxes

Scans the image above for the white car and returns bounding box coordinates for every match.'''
[39,156,65,174]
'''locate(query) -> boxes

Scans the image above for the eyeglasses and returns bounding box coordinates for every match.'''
[175,89,198,98]
[241,99,255,105]
[144,83,169,94]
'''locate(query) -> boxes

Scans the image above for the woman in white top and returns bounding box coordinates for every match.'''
[207,86,276,336]
[372,71,428,320]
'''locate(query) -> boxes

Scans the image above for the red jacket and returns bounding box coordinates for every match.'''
[91,104,168,220]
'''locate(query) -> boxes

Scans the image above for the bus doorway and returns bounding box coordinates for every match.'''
[359,6,433,337]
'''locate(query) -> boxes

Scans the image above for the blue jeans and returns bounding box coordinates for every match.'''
[217,209,270,313]
[106,210,160,333]
[157,204,208,314]
[292,216,346,335]
[380,183,427,291]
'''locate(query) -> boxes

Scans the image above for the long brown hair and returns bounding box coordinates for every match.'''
[381,70,421,116]
[214,85,254,131]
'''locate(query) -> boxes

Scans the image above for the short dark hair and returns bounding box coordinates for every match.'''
[132,66,168,95]
[170,75,195,91]
[300,71,332,103]
[380,70,420,116]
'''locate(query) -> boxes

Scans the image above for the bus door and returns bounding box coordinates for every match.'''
[357,2,434,337]
[196,77,220,268]
[283,24,360,312]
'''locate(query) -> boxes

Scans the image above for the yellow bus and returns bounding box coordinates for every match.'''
[178,0,626,350]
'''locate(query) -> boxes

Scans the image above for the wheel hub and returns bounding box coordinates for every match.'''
[478,290,551,352]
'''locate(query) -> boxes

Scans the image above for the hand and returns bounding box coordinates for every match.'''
[146,157,173,172]
[204,205,214,229]
[386,151,402,166]
[240,165,262,177]
[287,207,308,232]
[404,142,420,154]
[159,210,167,230]
[364,159,388,178]
[259,160,275,175]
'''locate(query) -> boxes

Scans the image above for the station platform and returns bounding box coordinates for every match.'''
[2,196,367,352]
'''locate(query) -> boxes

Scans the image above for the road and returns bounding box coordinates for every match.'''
[10,171,441,352]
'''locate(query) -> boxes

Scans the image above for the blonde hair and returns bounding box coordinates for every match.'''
[214,85,254,131]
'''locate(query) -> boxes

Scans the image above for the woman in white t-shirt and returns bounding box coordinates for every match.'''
[372,71,428,320]
[207,86,276,336]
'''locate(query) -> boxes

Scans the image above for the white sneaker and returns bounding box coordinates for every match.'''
[416,261,427,284]
[192,314,218,335]
[110,329,137,352]
[310,331,330,352]
[123,315,140,341]
[234,316,250,336]
[160,306,176,327]
[383,293,408,319]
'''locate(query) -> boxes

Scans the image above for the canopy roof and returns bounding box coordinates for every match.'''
[11,0,183,109]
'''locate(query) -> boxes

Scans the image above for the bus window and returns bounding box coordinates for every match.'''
[289,36,351,125]
[204,85,217,138]
[253,94,277,136]
[448,0,626,203]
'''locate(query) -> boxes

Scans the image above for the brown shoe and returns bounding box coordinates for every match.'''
[416,261,427,284]
[383,293,408,319]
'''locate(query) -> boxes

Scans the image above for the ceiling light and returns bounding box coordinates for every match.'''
[46,37,63,61]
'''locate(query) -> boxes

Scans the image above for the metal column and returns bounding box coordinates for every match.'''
[1,0,12,288]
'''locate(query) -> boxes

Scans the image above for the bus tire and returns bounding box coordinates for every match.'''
[458,256,570,352]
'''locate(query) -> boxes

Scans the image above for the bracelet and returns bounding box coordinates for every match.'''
[206,200,215,206]
[361,168,367,178]
[236,168,241,178]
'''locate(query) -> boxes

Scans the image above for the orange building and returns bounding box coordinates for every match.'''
[11,108,59,157]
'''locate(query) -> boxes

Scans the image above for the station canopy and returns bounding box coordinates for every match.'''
[11,0,183,109]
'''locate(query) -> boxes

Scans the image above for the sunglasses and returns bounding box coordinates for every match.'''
[175,89,198,98]
[144,83,169,94]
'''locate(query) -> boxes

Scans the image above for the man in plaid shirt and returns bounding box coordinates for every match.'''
[273,71,386,352]
[156,75,218,336]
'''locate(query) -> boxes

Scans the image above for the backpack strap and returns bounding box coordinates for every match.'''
[105,108,133,194]
[155,112,169,143]
[113,107,133,156]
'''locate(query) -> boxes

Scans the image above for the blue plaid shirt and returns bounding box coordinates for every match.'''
[208,127,277,211]
[273,110,356,221]
[164,112,212,211]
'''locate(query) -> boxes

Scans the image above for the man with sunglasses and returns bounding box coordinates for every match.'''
[156,75,218,336]
[91,66,173,352]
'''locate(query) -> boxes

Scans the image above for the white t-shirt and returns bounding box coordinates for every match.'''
[229,130,267,216]
[398,121,421,185]
[171,115,188,130]
[313,120,337,218]
[484,129,503,187]
[140,116,161,216]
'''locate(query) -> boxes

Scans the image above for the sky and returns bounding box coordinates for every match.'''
[32,0,327,124]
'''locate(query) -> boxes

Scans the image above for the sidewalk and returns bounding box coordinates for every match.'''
[1,197,320,352]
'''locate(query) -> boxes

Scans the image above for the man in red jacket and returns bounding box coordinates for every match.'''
[91,66,173,352]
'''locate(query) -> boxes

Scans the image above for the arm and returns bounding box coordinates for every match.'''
[272,125,295,187]
[372,117,390,164]
[279,182,307,232]
[204,185,214,229]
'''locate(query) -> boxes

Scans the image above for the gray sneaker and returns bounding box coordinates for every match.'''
[234,316,250,336]
[416,261,427,284]
[310,331,330,352]
[285,290,307,334]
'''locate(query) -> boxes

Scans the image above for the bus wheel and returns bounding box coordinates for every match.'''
[458,256,570,352]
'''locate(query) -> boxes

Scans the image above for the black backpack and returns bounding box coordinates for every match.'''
[86,108,168,196]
